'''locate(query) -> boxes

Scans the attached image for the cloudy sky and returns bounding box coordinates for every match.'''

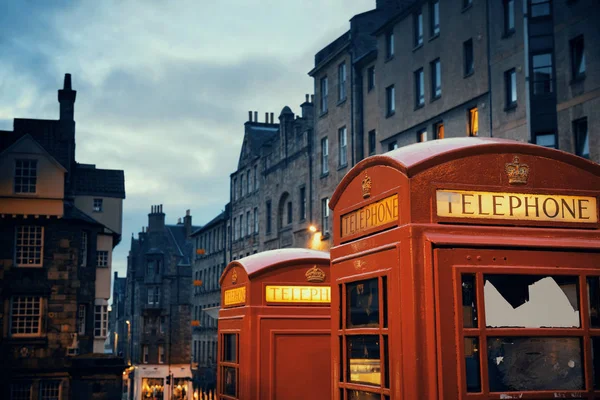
[0,0,374,281]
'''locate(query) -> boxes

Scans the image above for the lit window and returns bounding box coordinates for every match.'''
[573,118,589,159]
[321,137,329,174]
[430,0,440,36]
[15,226,43,267]
[97,251,109,268]
[386,85,395,116]
[468,107,479,137]
[339,126,347,166]
[39,381,61,400]
[93,198,103,212]
[10,382,32,400]
[78,305,86,335]
[532,53,553,94]
[435,122,445,139]
[414,10,423,47]
[94,304,108,337]
[415,68,424,107]
[338,62,347,101]
[321,198,330,234]
[505,68,517,108]
[431,59,441,99]
[14,159,37,194]
[320,77,328,113]
[10,296,42,337]
[570,35,585,80]
[418,129,428,142]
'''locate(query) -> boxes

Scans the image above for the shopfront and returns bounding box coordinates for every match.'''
[217,248,331,400]
[328,138,600,399]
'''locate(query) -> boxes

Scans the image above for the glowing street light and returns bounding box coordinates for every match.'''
[309,225,317,233]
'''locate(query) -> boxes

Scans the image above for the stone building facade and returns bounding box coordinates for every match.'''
[109,271,127,357]
[0,74,126,399]
[123,206,198,400]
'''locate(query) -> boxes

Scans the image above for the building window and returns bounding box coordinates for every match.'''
[338,62,347,101]
[253,207,259,233]
[570,35,585,81]
[10,382,32,400]
[530,0,551,18]
[143,346,149,364]
[573,118,589,159]
[148,287,160,305]
[246,211,250,237]
[464,39,474,76]
[321,137,329,174]
[78,304,86,335]
[97,251,109,268]
[240,213,244,238]
[321,198,330,234]
[505,68,517,108]
[386,85,395,116]
[10,296,42,337]
[320,76,328,114]
[535,132,557,148]
[532,53,553,94]
[241,173,246,197]
[158,344,165,364]
[415,68,424,108]
[339,126,347,167]
[145,260,154,276]
[431,59,441,99]
[368,130,376,156]
[232,218,237,241]
[80,232,87,267]
[385,31,394,59]
[287,202,292,225]
[266,201,272,234]
[504,0,515,35]
[388,141,398,151]
[253,165,258,190]
[430,0,440,36]
[16,225,43,267]
[468,107,479,137]
[246,170,251,194]
[299,187,306,221]
[14,159,37,194]
[414,10,423,47]
[39,381,61,400]
[160,316,166,334]
[367,66,375,91]
[435,122,445,139]
[93,198,103,212]
[232,178,237,201]
[418,129,428,142]
[94,304,108,337]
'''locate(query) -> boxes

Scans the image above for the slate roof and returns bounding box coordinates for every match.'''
[245,124,278,158]
[166,224,200,266]
[74,163,126,199]
[191,209,228,236]
[63,202,104,226]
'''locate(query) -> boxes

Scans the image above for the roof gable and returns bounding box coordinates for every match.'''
[0,134,67,172]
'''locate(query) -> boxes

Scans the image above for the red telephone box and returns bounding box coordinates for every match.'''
[328,137,600,399]
[217,248,332,400]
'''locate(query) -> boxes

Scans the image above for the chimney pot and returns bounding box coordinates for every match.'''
[270,113,274,123]
[305,94,309,103]
[310,95,314,103]
[254,111,258,122]
[177,217,181,224]
[186,209,190,216]
[265,112,268,123]
[248,111,252,122]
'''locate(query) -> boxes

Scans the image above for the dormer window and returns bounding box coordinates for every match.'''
[93,198,103,212]
[14,159,37,194]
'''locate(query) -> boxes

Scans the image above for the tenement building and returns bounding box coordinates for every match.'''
[0,74,126,399]
[189,204,229,394]
[311,0,598,249]
[108,271,127,357]
[123,206,198,400]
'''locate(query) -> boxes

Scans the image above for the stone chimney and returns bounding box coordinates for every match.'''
[148,205,165,232]
[184,209,192,238]
[248,111,252,122]
[58,73,76,122]
[301,93,314,120]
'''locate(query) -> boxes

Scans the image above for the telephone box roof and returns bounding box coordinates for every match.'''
[219,248,330,285]
[330,137,600,209]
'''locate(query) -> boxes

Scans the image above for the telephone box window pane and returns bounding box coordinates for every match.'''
[593,337,600,389]
[382,276,388,328]
[348,335,381,385]
[462,274,478,328]
[487,337,583,392]
[348,390,379,400]
[347,278,379,328]
[587,276,600,328]
[483,275,580,328]
[223,334,237,362]
[383,335,390,388]
[222,366,237,397]
[464,337,481,392]
[339,284,344,330]
[339,336,344,382]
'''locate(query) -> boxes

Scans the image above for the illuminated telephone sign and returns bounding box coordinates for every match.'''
[436,190,598,223]
[223,286,246,306]
[265,285,331,304]
[341,194,399,238]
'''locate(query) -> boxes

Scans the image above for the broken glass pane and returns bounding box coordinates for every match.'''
[487,337,583,392]
[587,276,600,328]
[464,337,481,392]
[462,274,478,328]
[484,275,580,328]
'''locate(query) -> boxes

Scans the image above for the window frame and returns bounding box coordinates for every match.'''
[503,0,515,36]
[534,132,557,149]
[573,117,589,159]
[468,107,479,137]
[10,382,32,400]
[15,225,44,267]
[417,128,428,143]
[94,304,108,338]
[431,59,442,100]
[338,126,348,167]
[321,198,330,234]
[253,207,259,233]
[435,121,445,140]
[320,76,329,114]
[529,0,552,19]
[266,201,272,234]
[97,250,109,268]
[505,68,518,109]
[570,35,586,81]
[386,85,395,117]
[430,0,440,37]
[368,130,376,156]
[158,344,165,364]
[219,333,240,399]
[321,137,329,174]
[414,10,423,48]
[415,68,425,108]
[80,231,88,267]
[531,52,554,95]
[14,159,38,195]
[385,30,394,59]
[299,186,306,221]
[39,380,62,400]
[78,304,86,335]
[463,39,474,77]
[338,62,347,102]
[10,296,43,337]
[367,66,375,92]
[93,198,103,213]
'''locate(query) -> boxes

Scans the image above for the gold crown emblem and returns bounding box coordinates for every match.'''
[231,269,238,285]
[361,172,372,199]
[505,156,529,185]
[305,266,326,283]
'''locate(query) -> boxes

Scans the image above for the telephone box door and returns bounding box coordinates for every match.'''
[434,247,600,399]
